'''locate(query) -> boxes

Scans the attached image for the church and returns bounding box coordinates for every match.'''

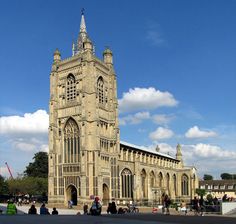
[48,12,198,206]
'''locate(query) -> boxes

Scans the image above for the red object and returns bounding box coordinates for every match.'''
[5,162,13,179]
[95,197,99,202]
[152,207,158,213]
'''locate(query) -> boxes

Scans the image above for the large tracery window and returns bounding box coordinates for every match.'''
[97,77,104,104]
[64,118,80,163]
[181,174,189,196]
[121,168,133,198]
[67,74,76,101]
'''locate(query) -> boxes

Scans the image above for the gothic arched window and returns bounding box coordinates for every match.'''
[64,118,80,163]
[173,174,177,196]
[141,169,147,198]
[150,171,155,188]
[166,173,170,193]
[181,174,189,196]
[67,74,76,101]
[97,77,104,104]
[121,168,133,198]
[158,172,163,188]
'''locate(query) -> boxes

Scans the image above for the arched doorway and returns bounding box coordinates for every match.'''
[103,184,109,205]
[66,185,78,205]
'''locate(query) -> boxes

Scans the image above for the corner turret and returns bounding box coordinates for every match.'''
[103,47,113,65]
[53,48,61,63]
[176,143,183,167]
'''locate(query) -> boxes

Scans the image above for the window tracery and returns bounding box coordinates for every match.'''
[67,74,76,101]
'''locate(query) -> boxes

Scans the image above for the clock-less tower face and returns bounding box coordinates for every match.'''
[48,11,121,206]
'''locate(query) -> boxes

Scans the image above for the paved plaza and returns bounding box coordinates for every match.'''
[1,203,236,224]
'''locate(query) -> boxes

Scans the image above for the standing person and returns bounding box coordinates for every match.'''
[28,204,37,214]
[222,194,228,202]
[52,207,58,215]
[161,193,166,214]
[164,194,171,215]
[193,196,200,215]
[199,196,205,216]
[6,199,17,215]
[40,203,50,215]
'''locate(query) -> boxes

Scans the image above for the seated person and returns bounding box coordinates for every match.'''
[28,204,37,214]
[90,197,102,216]
[52,207,58,215]
[179,200,187,214]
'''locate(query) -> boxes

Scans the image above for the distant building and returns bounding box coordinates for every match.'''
[199,180,236,199]
[48,11,198,206]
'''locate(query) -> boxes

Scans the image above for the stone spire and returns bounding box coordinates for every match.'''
[80,9,87,33]
[72,9,93,56]
[176,143,183,167]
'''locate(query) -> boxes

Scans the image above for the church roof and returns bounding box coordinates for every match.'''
[120,140,177,160]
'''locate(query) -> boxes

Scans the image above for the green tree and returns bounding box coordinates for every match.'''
[203,174,213,180]
[24,152,48,178]
[206,194,213,202]
[195,188,206,197]
[221,173,232,180]
[0,175,9,194]
[7,177,48,196]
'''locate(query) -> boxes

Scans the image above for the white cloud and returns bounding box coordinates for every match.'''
[0,167,9,177]
[13,142,37,152]
[10,137,48,153]
[181,143,236,178]
[147,30,165,46]
[152,114,175,125]
[119,112,150,125]
[39,144,49,152]
[158,143,176,155]
[193,143,236,158]
[0,109,49,134]
[146,23,166,46]
[185,126,217,138]
[120,112,175,126]
[118,87,178,113]
[149,127,174,140]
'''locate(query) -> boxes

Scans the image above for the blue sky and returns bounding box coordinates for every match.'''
[0,0,236,179]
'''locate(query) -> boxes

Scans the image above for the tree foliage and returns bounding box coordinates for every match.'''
[220,173,236,180]
[7,177,48,196]
[195,188,206,197]
[0,175,9,194]
[24,152,48,178]
[203,174,213,180]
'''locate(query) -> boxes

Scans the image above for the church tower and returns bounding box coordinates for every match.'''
[48,11,120,205]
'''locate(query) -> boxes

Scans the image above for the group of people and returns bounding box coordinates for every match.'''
[83,198,139,215]
[82,197,102,216]
[3,200,59,215]
[28,203,59,215]
[192,196,206,216]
